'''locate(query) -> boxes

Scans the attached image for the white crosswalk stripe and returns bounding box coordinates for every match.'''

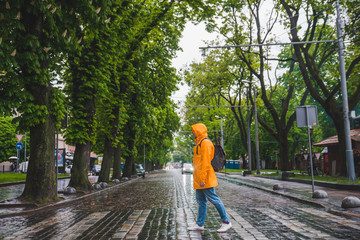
[227,208,268,240]
[112,209,151,239]
[298,207,360,230]
[257,208,337,239]
[4,211,110,240]
[54,211,110,240]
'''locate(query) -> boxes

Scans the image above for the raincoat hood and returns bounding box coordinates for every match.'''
[191,123,208,142]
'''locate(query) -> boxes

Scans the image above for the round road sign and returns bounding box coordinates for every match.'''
[16,142,23,150]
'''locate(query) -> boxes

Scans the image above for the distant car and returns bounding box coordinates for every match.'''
[65,165,72,174]
[92,164,101,175]
[182,163,193,174]
[136,164,145,178]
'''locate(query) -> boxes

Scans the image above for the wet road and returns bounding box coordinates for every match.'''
[1,170,360,239]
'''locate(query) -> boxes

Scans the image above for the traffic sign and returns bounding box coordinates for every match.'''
[16,134,24,142]
[16,142,23,150]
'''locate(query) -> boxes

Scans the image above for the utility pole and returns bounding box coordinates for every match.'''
[254,89,260,174]
[24,132,27,163]
[143,144,146,171]
[247,87,251,171]
[336,0,356,181]
[220,119,224,149]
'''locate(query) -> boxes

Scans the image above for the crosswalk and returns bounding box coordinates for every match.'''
[4,207,360,239]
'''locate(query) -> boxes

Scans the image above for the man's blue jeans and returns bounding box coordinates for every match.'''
[196,187,229,226]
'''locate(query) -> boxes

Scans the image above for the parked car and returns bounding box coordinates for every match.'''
[65,165,72,174]
[136,164,145,178]
[182,163,193,174]
[92,164,101,175]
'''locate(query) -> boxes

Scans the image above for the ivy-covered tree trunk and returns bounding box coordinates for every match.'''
[66,40,98,189]
[98,138,113,182]
[19,8,58,202]
[112,141,122,180]
[69,143,92,191]
[123,126,136,178]
[21,86,56,201]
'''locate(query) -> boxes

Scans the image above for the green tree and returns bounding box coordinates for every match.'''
[0,0,108,201]
[0,117,17,162]
[280,0,360,176]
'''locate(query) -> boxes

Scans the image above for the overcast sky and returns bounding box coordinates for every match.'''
[171,22,218,106]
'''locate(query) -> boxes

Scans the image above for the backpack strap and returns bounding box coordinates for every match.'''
[196,137,210,155]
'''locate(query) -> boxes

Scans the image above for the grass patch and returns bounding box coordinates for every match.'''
[0,172,70,184]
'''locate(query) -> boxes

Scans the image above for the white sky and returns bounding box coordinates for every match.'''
[170,1,300,113]
[171,22,218,106]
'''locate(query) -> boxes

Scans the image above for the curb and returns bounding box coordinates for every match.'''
[0,177,141,219]
[216,174,328,209]
[217,173,360,220]
[255,175,360,191]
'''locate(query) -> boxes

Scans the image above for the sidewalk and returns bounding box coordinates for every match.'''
[217,172,360,219]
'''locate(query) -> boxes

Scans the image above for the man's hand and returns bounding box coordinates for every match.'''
[200,181,205,187]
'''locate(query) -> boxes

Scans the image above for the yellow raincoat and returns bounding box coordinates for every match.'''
[191,123,218,189]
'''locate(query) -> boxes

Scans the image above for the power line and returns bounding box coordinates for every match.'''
[186,105,251,108]
[199,40,335,51]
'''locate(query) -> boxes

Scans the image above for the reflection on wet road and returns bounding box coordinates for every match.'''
[0,176,99,202]
[1,170,360,239]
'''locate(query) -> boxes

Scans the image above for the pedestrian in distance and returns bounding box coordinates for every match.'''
[187,123,232,232]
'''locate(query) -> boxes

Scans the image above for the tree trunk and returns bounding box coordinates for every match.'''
[123,137,136,178]
[332,115,347,175]
[21,87,56,201]
[69,143,92,191]
[279,136,291,171]
[112,141,122,180]
[19,2,57,202]
[98,138,113,182]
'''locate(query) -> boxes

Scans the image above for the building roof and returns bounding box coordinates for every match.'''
[314,128,360,147]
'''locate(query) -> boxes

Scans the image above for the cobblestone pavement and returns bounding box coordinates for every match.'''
[1,170,360,239]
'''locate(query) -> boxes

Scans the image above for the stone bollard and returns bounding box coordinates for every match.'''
[312,190,328,199]
[92,184,102,190]
[273,184,284,190]
[99,182,108,189]
[341,196,360,208]
[64,186,77,194]
[113,179,120,184]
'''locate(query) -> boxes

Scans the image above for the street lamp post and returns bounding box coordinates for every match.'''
[254,89,260,174]
[246,87,251,172]
[220,119,224,149]
[336,0,356,181]
[243,81,260,174]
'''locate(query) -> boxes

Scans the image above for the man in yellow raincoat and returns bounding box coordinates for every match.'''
[187,123,232,232]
